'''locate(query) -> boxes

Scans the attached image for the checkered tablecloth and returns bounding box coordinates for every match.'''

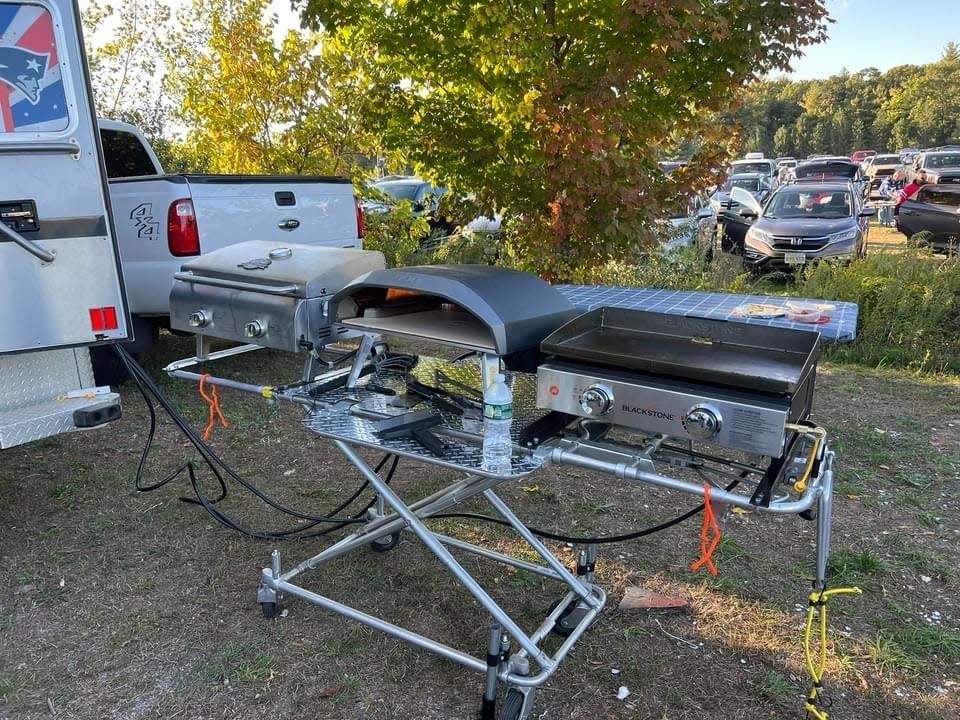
[555,286,858,342]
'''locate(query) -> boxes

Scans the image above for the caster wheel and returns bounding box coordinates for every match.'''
[499,689,524,720]
[370,532,400,553]
[551,600,577,638]
[260,601,280,619]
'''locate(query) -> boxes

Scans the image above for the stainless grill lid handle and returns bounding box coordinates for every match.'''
[173,271,300,295]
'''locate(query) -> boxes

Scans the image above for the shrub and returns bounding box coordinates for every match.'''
[799,248,960,373]
[360,202,430,268]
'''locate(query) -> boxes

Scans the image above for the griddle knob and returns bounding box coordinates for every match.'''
[579,384,614,416]
[189,310,211,328]
[244,320,266,338]
[683,404,722,440]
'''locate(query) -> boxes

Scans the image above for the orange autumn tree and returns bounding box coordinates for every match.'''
[304,0,830,281]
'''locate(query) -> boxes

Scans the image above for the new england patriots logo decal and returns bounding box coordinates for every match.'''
[0,46,49,104]
[0,3,68,132]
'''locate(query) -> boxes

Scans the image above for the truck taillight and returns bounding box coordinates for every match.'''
[168,198,200,256]
[354,195,365,239]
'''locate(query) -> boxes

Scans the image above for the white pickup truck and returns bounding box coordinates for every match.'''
[98,119,365,358]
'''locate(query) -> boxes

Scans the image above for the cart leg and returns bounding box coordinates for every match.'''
[480,623,503,720]
[554,545,598,637]
[258,549,282,619]
[814,451,835,591]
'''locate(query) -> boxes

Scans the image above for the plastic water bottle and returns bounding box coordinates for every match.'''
[482,373,513,474]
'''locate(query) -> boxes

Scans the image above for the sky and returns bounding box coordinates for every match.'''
[784,0,958,79]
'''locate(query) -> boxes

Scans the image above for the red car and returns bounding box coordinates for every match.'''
[850,149,876,164]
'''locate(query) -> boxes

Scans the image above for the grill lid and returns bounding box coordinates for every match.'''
[176,241,384,299]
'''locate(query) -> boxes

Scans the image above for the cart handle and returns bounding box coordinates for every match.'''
[0,221,55,263]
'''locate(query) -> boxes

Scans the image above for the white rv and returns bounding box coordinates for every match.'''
[0,0,128,448]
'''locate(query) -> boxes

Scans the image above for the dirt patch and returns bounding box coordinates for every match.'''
[1,336,959,719]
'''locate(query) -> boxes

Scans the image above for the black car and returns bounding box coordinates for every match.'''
[794,159,869,200]
[897,184,960,251]
[738,182,873,272]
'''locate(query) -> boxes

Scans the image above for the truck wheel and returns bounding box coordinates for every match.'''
[90,345,130,386]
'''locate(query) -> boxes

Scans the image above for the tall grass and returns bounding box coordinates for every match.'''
[799,247,960,373]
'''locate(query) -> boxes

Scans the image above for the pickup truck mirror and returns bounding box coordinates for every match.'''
[859,207,876,217]
[738,208,758,218]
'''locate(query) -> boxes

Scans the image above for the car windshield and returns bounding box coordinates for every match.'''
[373,183,421,201]
[764,190,852,219]
[873,155,900,165]
[732,162,771,175]
[926,154,960,169]
[725,177,760,192]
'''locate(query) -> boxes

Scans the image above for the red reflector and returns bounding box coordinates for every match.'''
[89,308,105,332]
[89,307,119,332]
[102,306,118,330]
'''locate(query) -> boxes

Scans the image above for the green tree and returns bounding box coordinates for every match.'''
[302,0,829,281]
[81,0,188,170]
[165,0,390,176]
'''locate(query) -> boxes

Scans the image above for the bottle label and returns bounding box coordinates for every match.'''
[484,402,513,420]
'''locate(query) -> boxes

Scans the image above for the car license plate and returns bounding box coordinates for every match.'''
[784,252,806,265]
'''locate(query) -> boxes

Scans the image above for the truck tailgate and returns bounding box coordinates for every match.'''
[184,175,360,250]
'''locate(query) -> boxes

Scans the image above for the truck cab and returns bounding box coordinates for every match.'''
[0,0,129,448]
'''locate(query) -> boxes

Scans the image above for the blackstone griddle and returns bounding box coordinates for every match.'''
[540,307,820,396]
[536,307,821,457]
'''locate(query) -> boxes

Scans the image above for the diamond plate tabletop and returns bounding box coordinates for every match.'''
[298,357,549,479]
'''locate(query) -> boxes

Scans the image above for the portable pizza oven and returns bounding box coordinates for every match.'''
[536,308,821,457]
[169,241,385,352]
[331,265,577,366]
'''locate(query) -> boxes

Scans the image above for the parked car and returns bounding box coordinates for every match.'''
[660,193,715,253]
[897,184,960,251]
[793,158,869,200]
[709,175,773,251]
[865,154,905,198]
[710,174,773,210]
[729,158,779,188]
[850,149,876,164]
[736,182,872,272]
[910,151,960,183]
[98,119,364,358]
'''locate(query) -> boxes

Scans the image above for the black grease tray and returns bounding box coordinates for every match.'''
[540,307,821,395]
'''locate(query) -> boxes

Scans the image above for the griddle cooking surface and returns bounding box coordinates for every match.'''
[542,308,820,395]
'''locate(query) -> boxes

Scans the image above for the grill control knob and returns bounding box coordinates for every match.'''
[579,384,614,416]
[244,320,265,338]
[683,404,722,440]
[188,310,210,328]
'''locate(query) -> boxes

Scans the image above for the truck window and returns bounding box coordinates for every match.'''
[0,3,70,133]
[100,128,156,178]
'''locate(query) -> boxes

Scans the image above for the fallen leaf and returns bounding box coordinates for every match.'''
[318,686,343,699]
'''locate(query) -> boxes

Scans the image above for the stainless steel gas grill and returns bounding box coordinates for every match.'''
[164,263,839,720]
[169,240,386,353]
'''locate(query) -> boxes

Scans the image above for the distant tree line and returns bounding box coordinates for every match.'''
[726,43,960,157]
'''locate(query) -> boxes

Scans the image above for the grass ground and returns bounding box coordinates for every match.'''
[1,330,959,720]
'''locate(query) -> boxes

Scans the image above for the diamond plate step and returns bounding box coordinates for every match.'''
[0,393,121,449]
